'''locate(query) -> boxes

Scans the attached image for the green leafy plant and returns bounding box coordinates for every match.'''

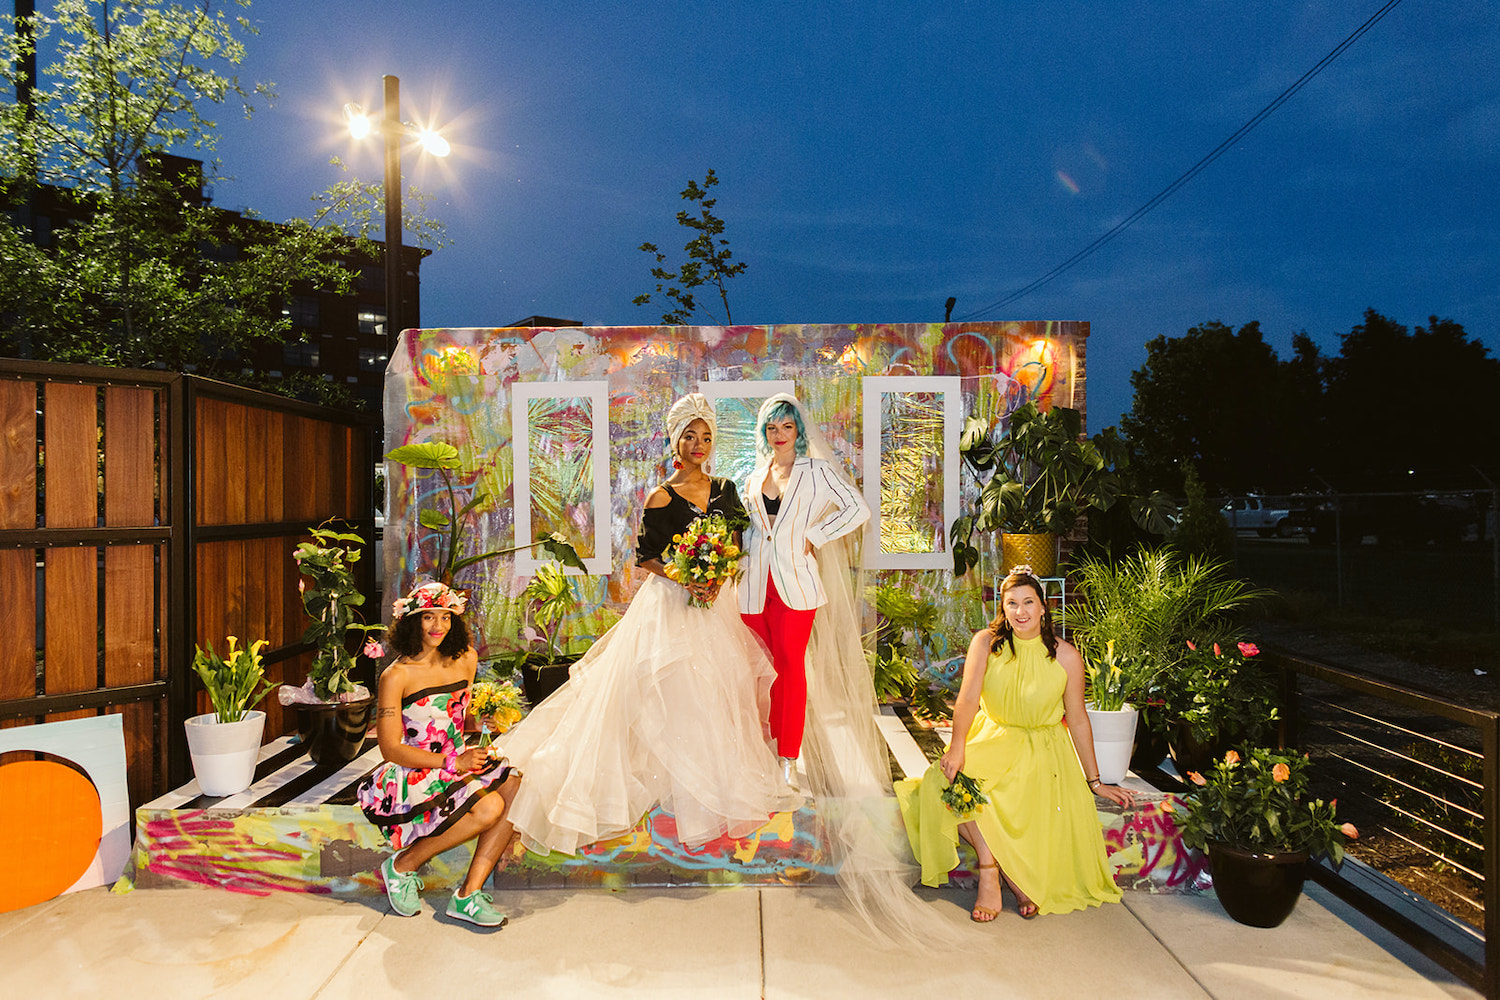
[949,402,1174,575]
[386,441,584,585]
[1063,549,1270,673]
[866,584,955,720]
[1084,640,1146,713]
[1063,547,1272,739]
[1173,641,1280,748]
[293,522,385,701]
[191,636,273,723]
[1178,746,1356,864]
[522,561,581,664]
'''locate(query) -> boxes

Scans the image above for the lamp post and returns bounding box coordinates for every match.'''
[344,75,449,352]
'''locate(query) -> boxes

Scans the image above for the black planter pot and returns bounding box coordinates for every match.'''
[1167,720,1225,780]
[519,653,581,707]
[295,697,376,766]
[1207,842,1310,928]
[1130,720,1171,772]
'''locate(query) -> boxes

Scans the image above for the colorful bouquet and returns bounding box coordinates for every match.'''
[469,679,527,752]
[941,770,989,819]
[663,512,744,608]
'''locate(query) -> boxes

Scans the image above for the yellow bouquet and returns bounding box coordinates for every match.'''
[941,770,989,819]
[662,512,743,608]
[469,679,527,750]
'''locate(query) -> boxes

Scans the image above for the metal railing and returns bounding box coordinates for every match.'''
[1272,647,1498,997]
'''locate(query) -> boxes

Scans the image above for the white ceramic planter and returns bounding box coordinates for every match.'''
[1085,703,1139,786]
[184,710,266,796]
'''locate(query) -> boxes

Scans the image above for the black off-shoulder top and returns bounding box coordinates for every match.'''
[635,477,748,565]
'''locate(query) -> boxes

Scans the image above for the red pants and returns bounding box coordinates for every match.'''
[741,575,816,760]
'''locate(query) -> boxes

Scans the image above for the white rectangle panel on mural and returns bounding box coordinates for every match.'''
[511,380,612,576]
[861,375,962,570]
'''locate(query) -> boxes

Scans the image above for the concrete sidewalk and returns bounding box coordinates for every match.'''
[0,877,1479,998]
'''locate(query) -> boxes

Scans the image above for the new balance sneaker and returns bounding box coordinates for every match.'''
[380,855,424,917]
[446,889,507,927]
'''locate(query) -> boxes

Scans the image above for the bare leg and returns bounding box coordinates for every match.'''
[959,820,1038,918]
[390,774,517,879]
[957,821,1003,920]
[460,773,521,896]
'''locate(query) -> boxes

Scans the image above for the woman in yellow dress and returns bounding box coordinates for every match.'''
[896,566,1135,920]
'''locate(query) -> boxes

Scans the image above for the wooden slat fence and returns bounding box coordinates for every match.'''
[0,360,377,805]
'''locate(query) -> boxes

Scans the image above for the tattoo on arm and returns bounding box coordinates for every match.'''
[377,707,398,719]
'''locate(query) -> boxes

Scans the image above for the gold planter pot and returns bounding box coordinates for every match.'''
[1000,532,1058,578]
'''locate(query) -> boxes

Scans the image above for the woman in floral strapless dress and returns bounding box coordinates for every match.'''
[357,582,520,928]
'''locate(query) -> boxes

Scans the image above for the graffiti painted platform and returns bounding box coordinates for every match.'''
[125,736,838,897]
[125,712,1206,898]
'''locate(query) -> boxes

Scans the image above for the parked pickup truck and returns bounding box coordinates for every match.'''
[1222,496,1295,537]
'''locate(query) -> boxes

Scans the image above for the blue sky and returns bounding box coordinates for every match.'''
[206,0,1499,430]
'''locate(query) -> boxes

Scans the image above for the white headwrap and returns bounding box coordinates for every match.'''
[665,392,717,469]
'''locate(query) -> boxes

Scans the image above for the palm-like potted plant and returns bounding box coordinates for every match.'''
[185,636,273,796]
[949,402,1173,578]
[1062,548,1272,771]
[1175,746,1358,927]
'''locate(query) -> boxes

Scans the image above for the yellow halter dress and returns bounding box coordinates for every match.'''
[895,633,1122,915]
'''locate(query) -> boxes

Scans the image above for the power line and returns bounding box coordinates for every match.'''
[960,0,1408,320]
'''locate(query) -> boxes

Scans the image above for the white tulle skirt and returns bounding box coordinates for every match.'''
[498,574,801,856]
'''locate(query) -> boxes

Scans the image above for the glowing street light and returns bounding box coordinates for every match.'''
[343,75,449,351]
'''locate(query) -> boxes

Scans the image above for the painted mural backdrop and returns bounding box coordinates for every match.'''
[383,322,1086,660]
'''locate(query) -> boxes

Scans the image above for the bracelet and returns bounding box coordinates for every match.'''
[1087,776,1101,787]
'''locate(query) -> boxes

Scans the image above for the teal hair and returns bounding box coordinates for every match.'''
[755,400,808,458]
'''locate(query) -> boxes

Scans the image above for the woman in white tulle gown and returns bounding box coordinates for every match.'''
[498,393,799,856]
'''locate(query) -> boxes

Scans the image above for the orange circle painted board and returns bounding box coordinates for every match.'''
[0,760,104,912]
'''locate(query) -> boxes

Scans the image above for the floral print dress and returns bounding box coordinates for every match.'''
[357,679,514,850]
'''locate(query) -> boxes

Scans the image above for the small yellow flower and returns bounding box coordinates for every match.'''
[1271,762,1291,783]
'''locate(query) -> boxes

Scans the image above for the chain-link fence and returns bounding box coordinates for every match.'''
[1213,490,1500,624]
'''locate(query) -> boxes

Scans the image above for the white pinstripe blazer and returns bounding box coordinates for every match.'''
[738,457,870,614]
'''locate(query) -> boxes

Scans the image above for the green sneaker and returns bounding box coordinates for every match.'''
[446,889,507,927]
[380,855,424,917]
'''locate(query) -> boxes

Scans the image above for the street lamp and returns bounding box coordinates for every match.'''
[343,75,449,352]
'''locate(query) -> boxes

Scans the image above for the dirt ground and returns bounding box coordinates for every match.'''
[1251,619,1491,929]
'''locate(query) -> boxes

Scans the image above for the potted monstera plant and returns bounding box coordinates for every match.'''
[949,402,1174,578]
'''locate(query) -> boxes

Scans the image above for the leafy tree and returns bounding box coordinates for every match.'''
[1121,321,1321,494]
[0,0,445,386]
[633,168,747,325]
[1169,463,1233,560]
[1320,309,1500,487]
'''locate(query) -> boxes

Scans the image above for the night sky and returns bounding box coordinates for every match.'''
[205,0,1498,430]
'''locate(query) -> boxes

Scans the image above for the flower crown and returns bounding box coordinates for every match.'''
[391,581,467,622]
[1006,564,1036,580]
